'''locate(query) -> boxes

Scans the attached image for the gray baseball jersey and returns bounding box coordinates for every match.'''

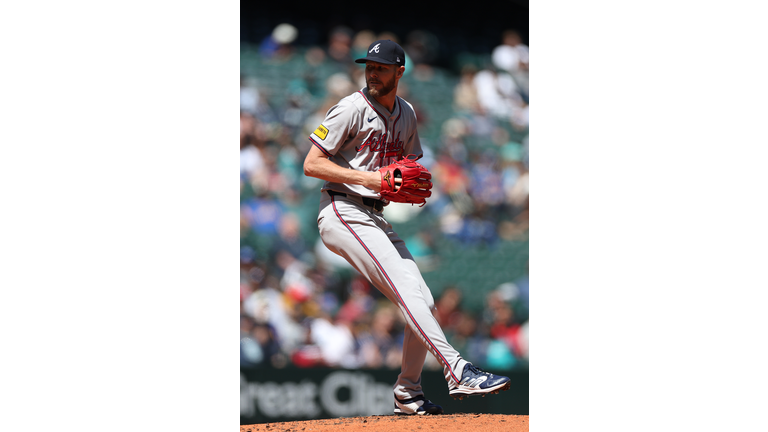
[309,88,469,402]
[309,87,423,199]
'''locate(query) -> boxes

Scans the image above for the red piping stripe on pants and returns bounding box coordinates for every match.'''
[330,196,460,384]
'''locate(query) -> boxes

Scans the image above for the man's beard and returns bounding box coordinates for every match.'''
[367,75,396,98]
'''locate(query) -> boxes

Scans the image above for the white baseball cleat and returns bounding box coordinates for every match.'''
[394,395,444,415]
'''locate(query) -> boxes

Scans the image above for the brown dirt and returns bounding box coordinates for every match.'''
[240,413,528,432]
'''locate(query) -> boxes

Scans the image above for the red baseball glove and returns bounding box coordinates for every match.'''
[377,155,433,206]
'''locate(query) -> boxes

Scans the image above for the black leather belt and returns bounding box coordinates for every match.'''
[327,190,384,212]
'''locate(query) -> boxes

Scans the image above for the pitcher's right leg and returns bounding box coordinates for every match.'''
[319,195,467,387]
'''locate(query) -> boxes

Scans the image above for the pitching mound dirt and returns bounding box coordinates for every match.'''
[240,413,528,432]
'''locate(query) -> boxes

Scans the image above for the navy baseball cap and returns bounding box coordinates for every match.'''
[355,39,405,67]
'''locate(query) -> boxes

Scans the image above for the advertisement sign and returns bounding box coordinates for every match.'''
[241,367,528,424]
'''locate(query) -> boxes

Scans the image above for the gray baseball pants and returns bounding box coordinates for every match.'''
[317,191,469,400]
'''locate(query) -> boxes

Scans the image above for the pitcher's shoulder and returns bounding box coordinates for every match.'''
[397,96,415,112]
[337,90,370,111]
[327,91,366,116]
[397,96,418,120]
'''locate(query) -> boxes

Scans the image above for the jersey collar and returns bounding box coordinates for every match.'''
[361,87,399,118]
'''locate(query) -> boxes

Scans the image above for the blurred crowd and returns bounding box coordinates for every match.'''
[240,25,529,372]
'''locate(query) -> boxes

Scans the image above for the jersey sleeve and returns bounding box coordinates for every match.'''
[404,113,423,158]
[309,101,360,157]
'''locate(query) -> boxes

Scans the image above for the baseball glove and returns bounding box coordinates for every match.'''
[377,154,433,206]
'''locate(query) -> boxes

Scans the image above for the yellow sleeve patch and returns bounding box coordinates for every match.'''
[314,125,329,140]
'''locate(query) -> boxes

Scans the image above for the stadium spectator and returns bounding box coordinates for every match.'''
[491,29,529,98]
[259,23,299,61]
[473,67,525,121]
[357,304,405,369]
[453,65,481,114]
[434,286,464,332]
[326,26,354,65]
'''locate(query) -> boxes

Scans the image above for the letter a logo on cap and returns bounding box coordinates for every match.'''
[370,43,381,53]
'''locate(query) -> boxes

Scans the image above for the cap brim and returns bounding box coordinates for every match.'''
[354,56,399,65]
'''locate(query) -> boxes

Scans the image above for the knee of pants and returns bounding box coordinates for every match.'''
[318,215,342,255]
[400,259,435,310]
[425,291,436,311]
[400,276,436,312]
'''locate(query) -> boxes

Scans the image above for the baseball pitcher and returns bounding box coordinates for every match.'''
[303,39,511,415]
